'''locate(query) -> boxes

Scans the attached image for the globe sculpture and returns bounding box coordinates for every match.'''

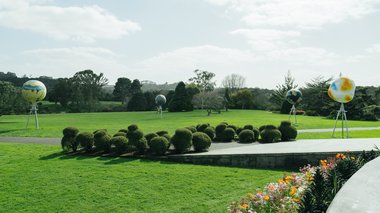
[286,89,302,124]
[155,94,166,119]
[328,76,356,138]
[22,80,47,129]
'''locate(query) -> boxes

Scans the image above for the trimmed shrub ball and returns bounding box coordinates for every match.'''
[171,128,193,153]
[127,129,144,141]
[219,122,228,125]
[259,125,266,132]
[215,123,227,141]
[127,124,139,132]
[260,125,282,143]
[238,129,255,143]
[113,132,127,137]
[185,126,197,133]
[243,124,254,130]
[145,133,159,144]
[278,121,297,141]
[196,123,209,132]
[192,132,212,152]
[149,136,169,156]
[222,127,236,142]
[203,127,215,140]
[129,137,148,154]
[61,136,78,152]
[227,124,238,131]
[156,130,169,136]
[244,125,260,141]
[118,129,129,134]
[94,131,111,152]
[63,127,79,137]
[75,132,94,152]
[111,136,128,154]
[236,127,243,135]
[93,129,107,134]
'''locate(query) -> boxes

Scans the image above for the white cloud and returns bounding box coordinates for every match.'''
[206,0,380,29]
[230,29,300,51]
[366,44,380,53]
[0,0,140,42]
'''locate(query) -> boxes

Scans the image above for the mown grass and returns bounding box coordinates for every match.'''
[298,129,380,139]
[0,143,287,212]
[0,110,379,137]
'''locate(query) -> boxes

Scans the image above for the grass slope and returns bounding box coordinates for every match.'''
[0,143,286,212]
[0,110,379,137]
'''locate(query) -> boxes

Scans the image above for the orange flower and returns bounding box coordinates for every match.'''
[293,198,300,203]
[290,186,297,195]
[264,195,270,200]
[243,204,248,208]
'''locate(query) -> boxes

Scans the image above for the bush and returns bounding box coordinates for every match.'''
[215,123,227,141]
[278,121,297,141]
[156,130,169,136]
[113,132,127,137]
[111,136,128,154]
[260,125,282,143]
[227,124,238,131]
[192,132,211,152]
[238,129,255,143]
[149,136,169,156]
[171,128,193,153]
[62,127,79,137]
[203,127,215,140]
[129,137,148,154]
[243,124,253,130]
[222,127,235,142]
[145,133,159,144]
[236,127,243,135]
[196,123,209,132]
[118,129,129,134]
[128,124,139,132]
[75,132,94,152]
[185,126,197,133]
[93,129,107,134]
[259,125,266,132]
[127,129,144,141]
[61,136,78,152]
[94,132,112,152]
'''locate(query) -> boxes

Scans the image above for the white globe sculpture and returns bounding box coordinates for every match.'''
[155,95,166,119]
[22,80,47,129]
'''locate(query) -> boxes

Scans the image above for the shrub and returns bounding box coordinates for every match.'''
[127,124,139,132]
[243,124,253,130]
[127,129,144,141]
[62,127,79,137]
[171,128,193,153]
[236,127,243,135]
[111,136,128,154]
[94,132,112,152]
[192,132,212,152]
[196,123,209,132]
[219,122,228,125]
[238,129,255,143]
[185,126,197,133]
[259,125,266,132]
[118,129,129,134]
[251,127,260,141]
[203,127,215,140]
[215,123,227,141]
[222,127,236,142]
[61,136,78,152]
[278,121,298,141]
[149,136,169,156]
[156,130,169,136]
[260,125,282,143]
[129,137,148,154]
[75,132,94,152]
[113,132,127,137]
[93,129,107,134]
[227,124,238,131]
[145,133,159,143]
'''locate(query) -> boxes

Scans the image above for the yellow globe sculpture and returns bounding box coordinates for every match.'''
[22,80,47,103]
[328,77,355,103]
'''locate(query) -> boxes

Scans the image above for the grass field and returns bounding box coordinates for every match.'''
[0,143,287,212]
[0,110,379,138]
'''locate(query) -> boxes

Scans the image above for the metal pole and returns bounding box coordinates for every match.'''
[34,104,39,129]
[341,105,344,138]
[343,104,349,138]
[25,107,32,129]
[332,104,342,137]
[293,105,297,124]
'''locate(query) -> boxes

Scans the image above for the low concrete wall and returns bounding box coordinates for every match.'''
[327,157,380,213]
[167,152,362,169]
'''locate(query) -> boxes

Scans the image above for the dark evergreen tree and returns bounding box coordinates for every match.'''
[49,78,71,107]
[113,77,132,104]
[144,91,157,111]
[130,79,142,95]
[168,81,193,112]
[127,92,147,111]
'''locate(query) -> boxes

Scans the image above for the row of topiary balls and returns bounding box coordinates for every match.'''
[61,124,212,156]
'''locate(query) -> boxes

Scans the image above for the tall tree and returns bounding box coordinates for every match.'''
[113,77,132,104]
[130,79,142,95]
[49,78,71,107]
[188,69,216,92]
[127,92,147,111]
[269,71,298,113]
[231,89,254,109]
[222,74,246,92]
[168,81,193,112]
[0,81,27,115]
[192,91,224,116]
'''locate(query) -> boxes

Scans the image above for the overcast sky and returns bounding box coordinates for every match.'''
[1,0,380,88]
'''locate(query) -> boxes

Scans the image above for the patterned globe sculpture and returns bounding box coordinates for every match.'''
[22,80,47,103]
[155,94,166,106]
[286,89,302,105]
[328,77,356,103]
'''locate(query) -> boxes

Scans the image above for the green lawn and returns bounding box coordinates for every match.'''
[298,129,380,139]
[0,110,379,137]
[0,143,286,212]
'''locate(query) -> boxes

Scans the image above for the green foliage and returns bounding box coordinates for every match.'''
[149,136,169,156]
[127,92,147,111]
[196,123,209,132]
[156,130,169,136]
[93,129,107,134]
[145,133,159,144]
[231,89,254,109]
[243,124,253,130]
[192,132,212,152]
[258,125,266,132]
[312,168,327,212]
[75,132,94,152]
[127,129,144,141]
[222,127,236,142]
[299,188,314,213]
[113,132,127,137]
[171,128,193,153]
[113,77,132,104]
[260,125,282,143]
[203,127,215,140]
[236,127,243,135]
[244,125,259,141]
[168,81,193,112]
[238,129,255,143]
[111,136,128,154]
[185,126,197,133]
[215,123,227,141]
[118,129,129,134]
[128,137,148,154]
[188,69,216,92]
[62,127,79,137]
[278,121,298,141]
[227,124,237,131]
[94,132,111,152]
[128,124,139,132]
[269,71,297,112]
[49,78,71,107]
[61,136,78,152]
